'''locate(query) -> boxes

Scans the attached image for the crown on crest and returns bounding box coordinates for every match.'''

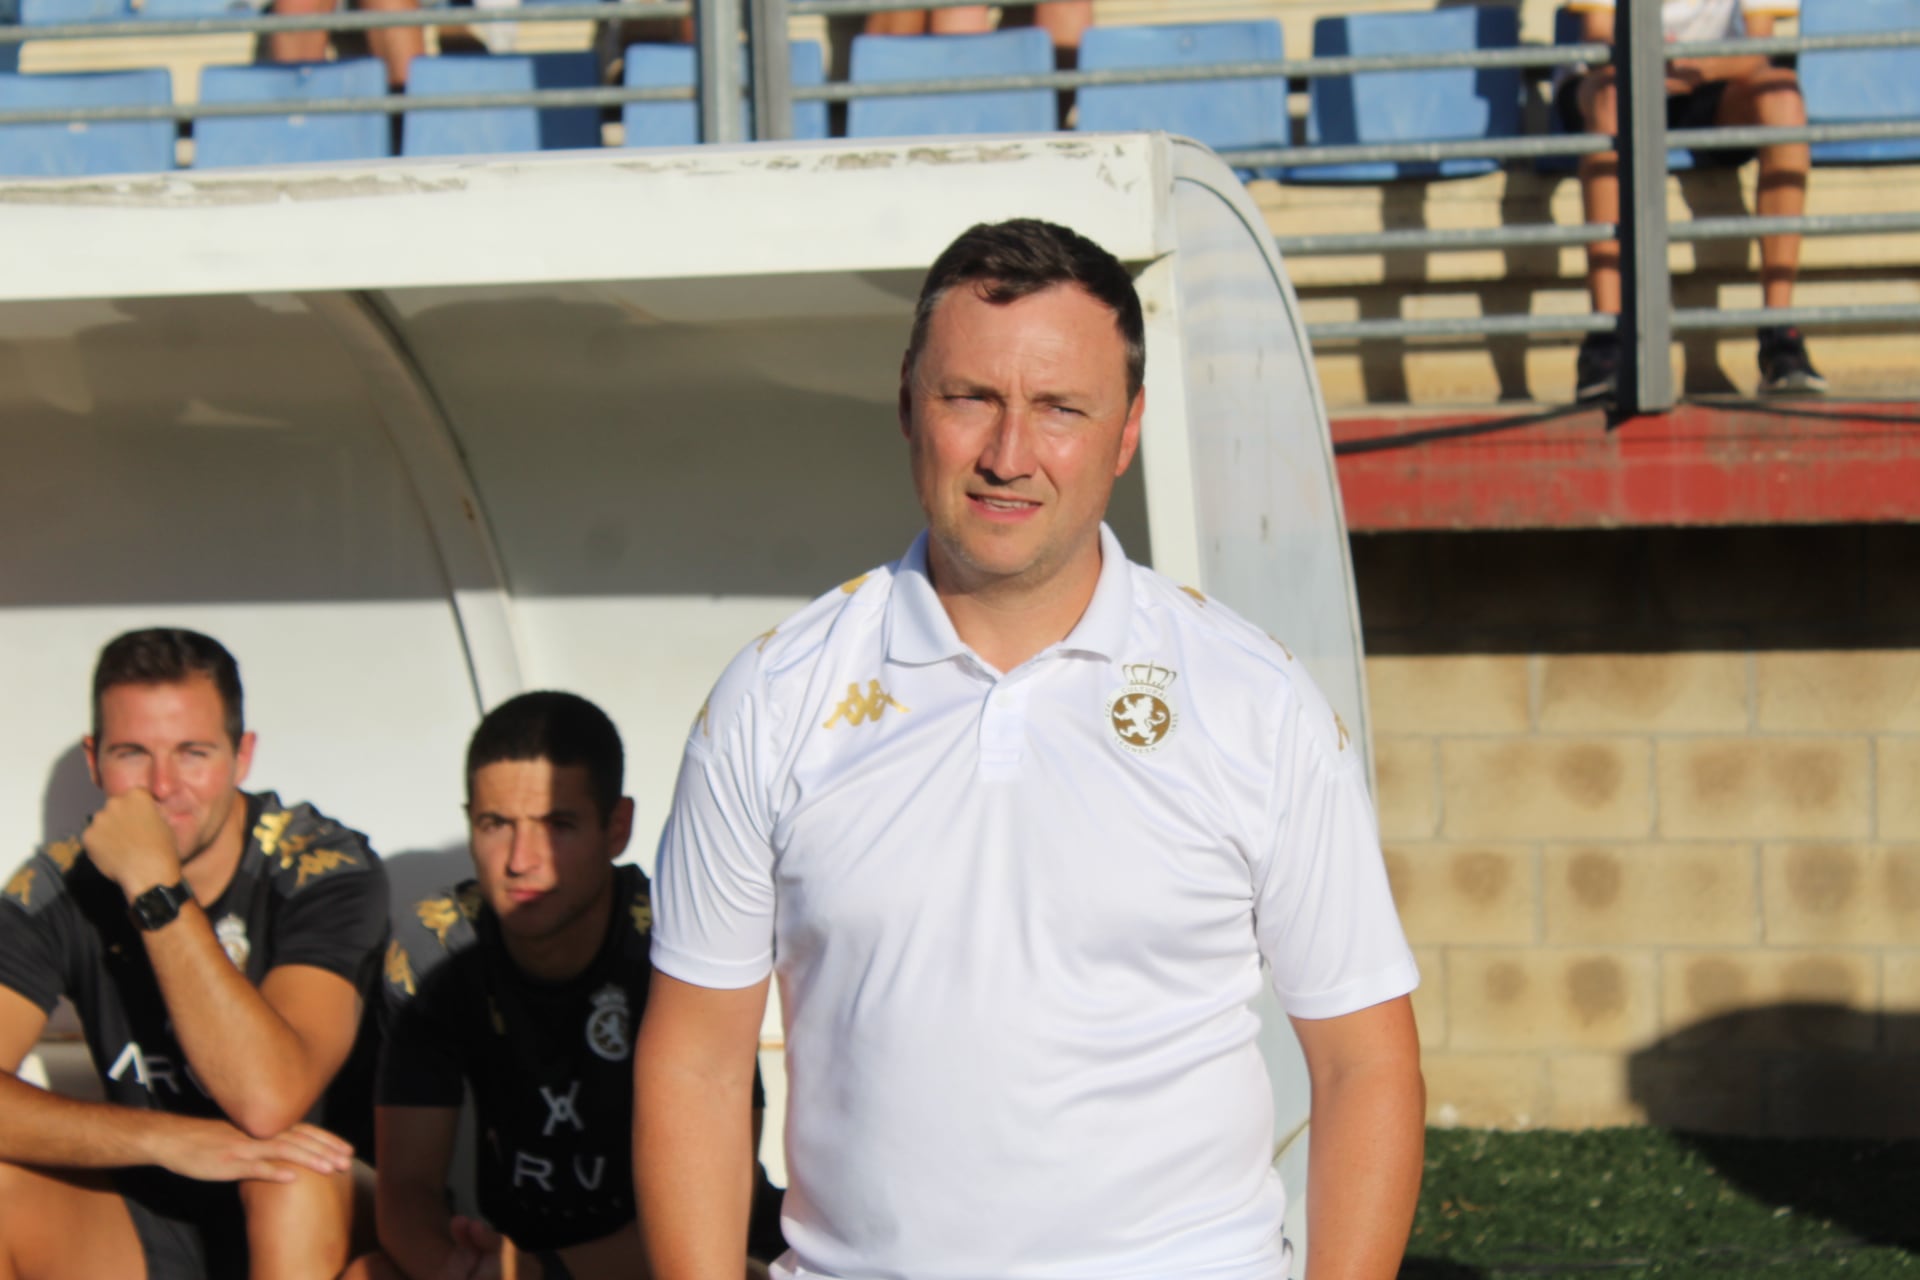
[1122,663,1178,692]
[591,984,628,1012]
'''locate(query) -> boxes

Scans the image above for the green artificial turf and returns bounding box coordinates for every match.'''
[1402,1128,1920,1278]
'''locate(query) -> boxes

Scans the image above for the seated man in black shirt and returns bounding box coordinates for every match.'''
[0,627,391,1280]
[357,691,776,1280]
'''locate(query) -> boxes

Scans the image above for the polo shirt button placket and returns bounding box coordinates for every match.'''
[977,671,1033,782]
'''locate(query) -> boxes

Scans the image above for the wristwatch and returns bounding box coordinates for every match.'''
[127,881,192,932]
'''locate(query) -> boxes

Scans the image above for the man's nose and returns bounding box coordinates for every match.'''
[147,756,176,799]
[506,825,547,876]
[979,406,1036,480]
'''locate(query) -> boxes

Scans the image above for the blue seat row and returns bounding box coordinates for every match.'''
[2,2,1916,177]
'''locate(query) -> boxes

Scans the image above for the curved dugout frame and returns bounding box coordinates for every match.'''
[0,132,1365,1269]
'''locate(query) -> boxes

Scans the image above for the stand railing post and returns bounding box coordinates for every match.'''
[1616,0,1673,415]
[696,0,745,144]
[749,0,793,140]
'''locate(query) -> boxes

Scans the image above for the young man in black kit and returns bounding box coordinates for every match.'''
[0,627,390,1280]
[357,691,777,1280]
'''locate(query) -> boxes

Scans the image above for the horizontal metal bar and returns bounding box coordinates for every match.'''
[1672,27,1920,60]
[1308,312,1618,342]
[1277,222,1613,256]
[0,1,685,44]
[1225,131,1609,168]
[0,83,690,125]
[792,42,1615,101]
[1671,302,1920,333]
[1670,119,1920,150]
[1673,210,1920,242]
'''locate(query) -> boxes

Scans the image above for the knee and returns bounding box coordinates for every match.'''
[1749,67,1807,123]
[242,1167,355,1280]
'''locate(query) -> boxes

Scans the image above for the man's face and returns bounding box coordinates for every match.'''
[902,282,1144,596]
[85,675,254,863]
[468,760,633,946]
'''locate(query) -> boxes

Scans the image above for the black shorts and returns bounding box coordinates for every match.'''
[1555,76,1755,164]
[116,1169,247,1280]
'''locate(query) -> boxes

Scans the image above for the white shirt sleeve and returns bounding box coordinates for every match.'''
[1251,695,1419,1020]
[650,671,780,991]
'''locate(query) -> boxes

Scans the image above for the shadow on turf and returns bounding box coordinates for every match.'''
[1398,1258,1486,1278]
[1628,1002,1920,1253]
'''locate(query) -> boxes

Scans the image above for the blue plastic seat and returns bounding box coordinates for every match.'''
[403,52,599,156]
[0,69,174,176]
[847,28,1055,138]
[194,60,390,167]
[1284,5,1522,183]
[1075,21,1287,178]
[1539,6,1705,175]
[19,0,131,23]
[1800,0,1920,164]
[621,39,828,145]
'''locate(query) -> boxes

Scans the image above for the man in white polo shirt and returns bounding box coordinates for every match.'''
[634,218,1424,1280]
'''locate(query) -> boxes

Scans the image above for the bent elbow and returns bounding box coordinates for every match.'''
[227,1091,313,1141]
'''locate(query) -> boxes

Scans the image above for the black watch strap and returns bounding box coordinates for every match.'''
[127,881,192,932]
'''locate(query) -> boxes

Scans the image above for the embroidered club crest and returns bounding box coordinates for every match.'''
[215,913,251,970]
[1106,663,1178,754]
[585,984,631,1062]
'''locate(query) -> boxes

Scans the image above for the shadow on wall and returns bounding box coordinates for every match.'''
[1629,1003,1920,1252]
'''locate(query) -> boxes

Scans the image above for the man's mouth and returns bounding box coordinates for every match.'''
[969,494,1040,513]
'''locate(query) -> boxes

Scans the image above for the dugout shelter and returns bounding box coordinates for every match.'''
[0,131,1365,1266]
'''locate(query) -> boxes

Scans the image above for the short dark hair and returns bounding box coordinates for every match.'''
[92,628,245,747]
[906,218,1146,400]
[466,691,625,823]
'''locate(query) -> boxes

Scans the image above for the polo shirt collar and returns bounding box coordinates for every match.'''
[884,524,1134,667]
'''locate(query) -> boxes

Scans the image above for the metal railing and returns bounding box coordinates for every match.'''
[2,0,1917,413]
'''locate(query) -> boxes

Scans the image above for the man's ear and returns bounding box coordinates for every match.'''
[233,730,257,786]
[1114,386,1146,477]
[898,350,915,441]
[608,796,636,860]
[82,736,101,789]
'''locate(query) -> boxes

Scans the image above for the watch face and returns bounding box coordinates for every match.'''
[130,882,188,931]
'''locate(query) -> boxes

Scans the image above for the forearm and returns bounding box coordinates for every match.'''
[0,1069,193,1169]
[376,1181,462,1280]
[633,1057,756,1279]
[1302,1063,1426,1280]
[1669,54,1770,86]
[141,903,321,1134]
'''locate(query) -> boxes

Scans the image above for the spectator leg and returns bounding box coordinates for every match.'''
[864,9,928,35]
[359,0,424,91]
[339,1251,407,1280]
[1721,66,1809,309]
[0,1163,147,1280]
[1575,68,1623,315]
[241,1164,354,1280]
[928,6,992,34]
[267,0,337,66]
[1032,1,1089,60]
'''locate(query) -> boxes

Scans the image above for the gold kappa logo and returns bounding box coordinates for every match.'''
[1106,663,1179,754]
[417,895,462,947]
[294,848,355,890]
[4,866,34,907]
[822,680,909,729]
[385,939,416,996]
[45,838,81,874]
[631,899,653,935]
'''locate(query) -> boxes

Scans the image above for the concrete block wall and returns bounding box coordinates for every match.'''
[1356,524,1920,1137]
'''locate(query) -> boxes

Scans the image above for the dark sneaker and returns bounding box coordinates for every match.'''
[1757,325,1827,395]
[1574,330,1621,403]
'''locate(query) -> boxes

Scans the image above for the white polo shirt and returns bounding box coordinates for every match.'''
[653,525,1418,1280]
[1570,0,1798,42]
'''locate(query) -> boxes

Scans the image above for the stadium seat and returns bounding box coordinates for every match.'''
[403,52,599,157]
[1075,21,1288,179]
[621,39,828,146]
[1539,6,1706,175]
[1283,5,1523,183]
[0,69,174,176]
[19,0,130,23]
[194,60,390,167]
[1800,0,1920,165]
[847,28,1055,138]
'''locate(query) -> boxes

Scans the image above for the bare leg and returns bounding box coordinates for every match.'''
[268,0,336,65]
[864,9,927,35]
[242,1165,355,1280]
[358,0,424,91]
[928,6,992,34]
[1575,67,1624,316]
[339,1252,406,1280]
[0,1162,147,1280]
[1719,66,1809,309]
[1032,0,1089,58]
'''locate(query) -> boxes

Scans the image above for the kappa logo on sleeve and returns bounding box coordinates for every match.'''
[294,848,357,889]
[4,866,34,908]
[44,839,81,874]
[822,680,909,729]
[385,938,416,996]
[416,895,463,947]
